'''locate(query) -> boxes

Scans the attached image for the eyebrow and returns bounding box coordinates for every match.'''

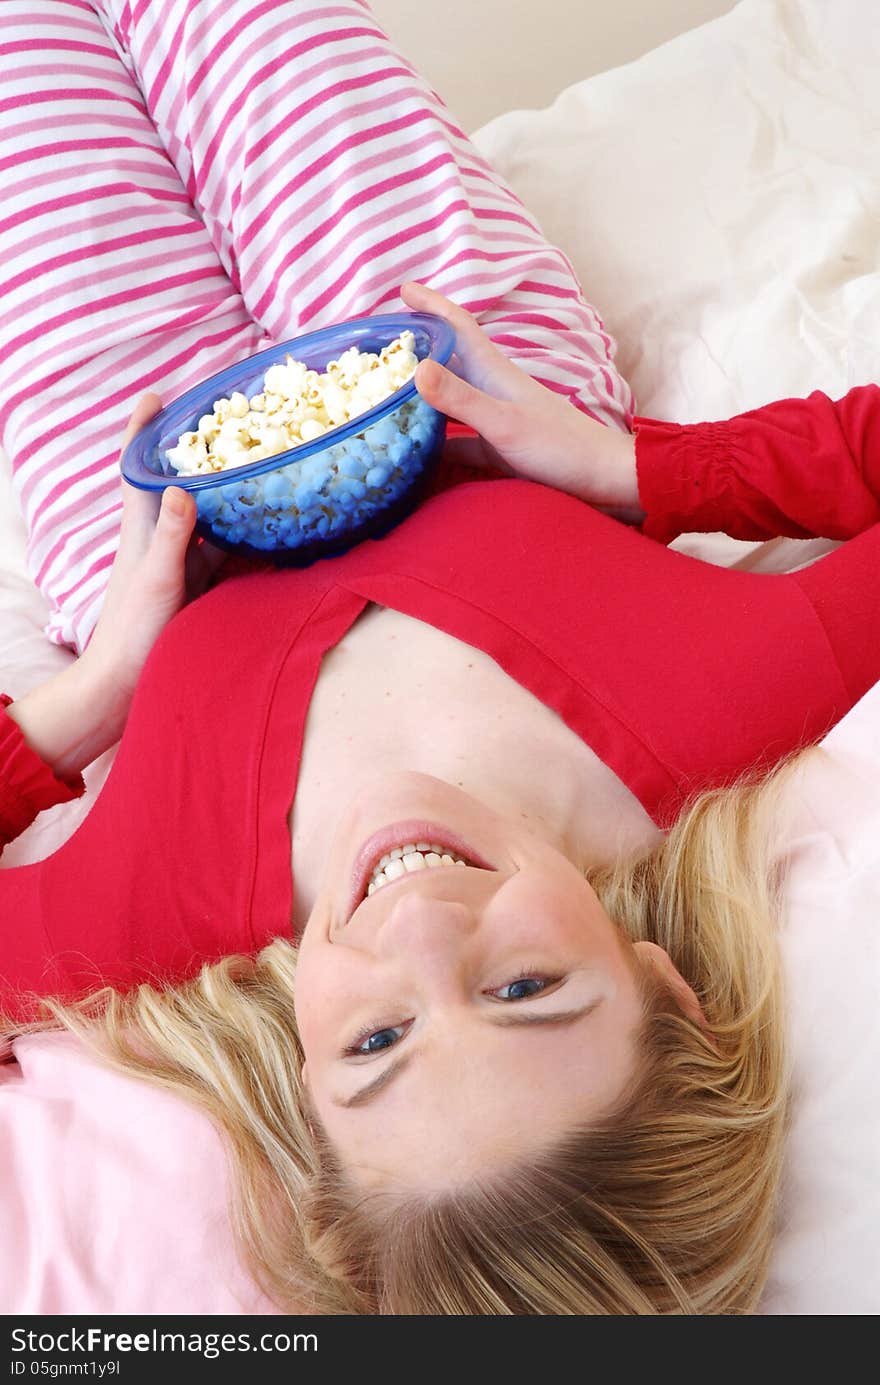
[488,1000,603,1028]
[337,1053,415,1109]
[334,1000,603,1110]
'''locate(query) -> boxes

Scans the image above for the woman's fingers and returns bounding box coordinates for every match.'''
[135,486,196,595]
[401,280,480,342]
[400,278,453,316]
[402,281,541,405]
[148,490,231,602]
[444,350,467,381]
[120,391,163,452]
[415,357,483,422]
[402,282,497,374]
[415,357,522,453]
[116,476,195,591]
[119,475,160,534]
[118,395,165,531]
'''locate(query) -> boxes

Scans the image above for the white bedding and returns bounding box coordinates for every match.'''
[1,0,877,1313]
[765,691,880,1314]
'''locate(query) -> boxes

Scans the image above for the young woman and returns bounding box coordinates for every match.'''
[2,0,880,1316]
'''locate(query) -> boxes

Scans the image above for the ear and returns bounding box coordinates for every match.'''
[632,940,711,1032]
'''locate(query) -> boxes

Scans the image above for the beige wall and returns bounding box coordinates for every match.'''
[370,0,737,132]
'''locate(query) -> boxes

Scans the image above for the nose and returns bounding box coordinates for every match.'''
[374,884,479,967]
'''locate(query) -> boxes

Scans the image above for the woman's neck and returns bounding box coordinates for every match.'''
[289,606,662,928]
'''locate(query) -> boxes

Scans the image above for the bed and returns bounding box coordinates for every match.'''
[1,0,877,1314]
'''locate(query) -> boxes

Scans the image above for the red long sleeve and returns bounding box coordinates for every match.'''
[0,696,85,855]
[635,385,880,542]
[2,477,880,1021]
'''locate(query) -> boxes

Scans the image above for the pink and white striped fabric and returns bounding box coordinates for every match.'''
[0,0,633,653]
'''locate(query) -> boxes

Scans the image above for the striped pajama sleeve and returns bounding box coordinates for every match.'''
[1,0,633,654]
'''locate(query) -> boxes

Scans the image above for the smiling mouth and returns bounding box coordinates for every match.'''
[347,820,494,920]
[366,842,473,897]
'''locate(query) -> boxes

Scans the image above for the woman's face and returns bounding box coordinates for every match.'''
[294,772,649,1192]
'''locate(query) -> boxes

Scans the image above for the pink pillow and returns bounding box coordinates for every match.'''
[1,1031,280,1314]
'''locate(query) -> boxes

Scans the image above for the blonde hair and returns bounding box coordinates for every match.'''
[13,751,812,1314]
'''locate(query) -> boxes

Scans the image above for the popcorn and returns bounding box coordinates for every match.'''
[164,329,440,556]
[264,360,308,396]
[167,330,418,477]
[321,381,349,425]
[299,417,328,442]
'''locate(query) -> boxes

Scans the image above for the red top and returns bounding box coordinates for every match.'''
[2,387,880,1020]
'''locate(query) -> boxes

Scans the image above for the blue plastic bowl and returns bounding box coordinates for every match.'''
[121,311,455,564]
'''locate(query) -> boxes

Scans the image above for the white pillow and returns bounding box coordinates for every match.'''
[472,0,880,425]
[471,0,880,1314]
[762,687,880,1314]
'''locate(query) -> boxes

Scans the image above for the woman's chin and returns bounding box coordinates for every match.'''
[337,770,487,841]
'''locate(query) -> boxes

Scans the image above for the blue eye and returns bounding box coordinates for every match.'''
[494,976,549,1001]
[346,1023,408,1057]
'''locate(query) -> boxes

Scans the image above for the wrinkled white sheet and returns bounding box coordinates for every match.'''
[1,0,877,1315]
[474,0,880,573]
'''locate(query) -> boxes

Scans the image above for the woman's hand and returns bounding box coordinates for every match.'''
[400,280,644,522]
[84,393,226,710]
[7,395,226,779]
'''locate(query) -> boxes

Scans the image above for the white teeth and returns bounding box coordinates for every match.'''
[365,842,474,897]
